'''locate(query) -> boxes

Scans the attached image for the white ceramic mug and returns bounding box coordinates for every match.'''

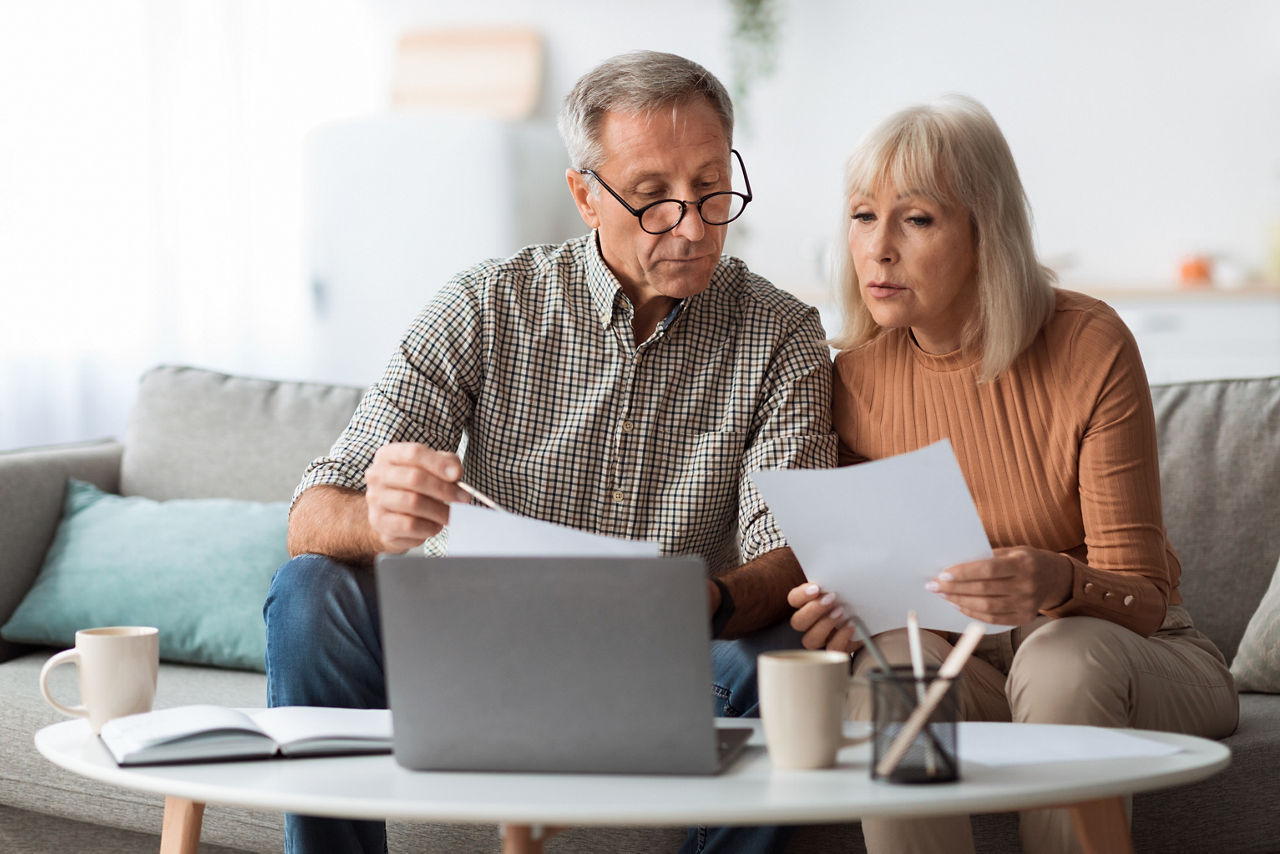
[39,626,159,734]
[758,649,869,770]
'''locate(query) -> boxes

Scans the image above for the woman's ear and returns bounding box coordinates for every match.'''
[566,169,601,229]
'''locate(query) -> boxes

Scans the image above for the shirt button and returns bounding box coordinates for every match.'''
[1083,582,1095,594]
[1123,595,1135,606]
[622,420,634,433]
[611,490,625,503]
[1103,591,1114,600]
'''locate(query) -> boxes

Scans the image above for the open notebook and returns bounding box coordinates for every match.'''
[99,705,391,766]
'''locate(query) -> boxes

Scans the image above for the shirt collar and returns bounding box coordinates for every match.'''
[659,298,685,331]
[582,230,695,332]
[583,230,625,329]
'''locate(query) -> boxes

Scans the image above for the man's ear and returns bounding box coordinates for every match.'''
[566,169,601,229]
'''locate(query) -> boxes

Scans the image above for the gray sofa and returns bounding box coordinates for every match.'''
[1,364,1277,853]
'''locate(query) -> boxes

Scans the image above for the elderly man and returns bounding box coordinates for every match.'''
[265,50,836,853]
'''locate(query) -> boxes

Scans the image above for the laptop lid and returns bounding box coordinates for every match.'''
[376,554,745,775]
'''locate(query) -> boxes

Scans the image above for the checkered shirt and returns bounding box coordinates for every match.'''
[295,232,837,574]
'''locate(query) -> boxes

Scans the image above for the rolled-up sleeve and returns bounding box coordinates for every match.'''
[737,307,838,562]
[291,276,484,510]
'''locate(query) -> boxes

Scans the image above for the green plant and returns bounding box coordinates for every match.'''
[727,0,781,130]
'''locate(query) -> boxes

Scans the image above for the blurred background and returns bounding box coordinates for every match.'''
[3,0,1278,450]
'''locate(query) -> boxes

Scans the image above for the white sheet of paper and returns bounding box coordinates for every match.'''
[751,439,1007,635]
[447,503,660,557]
[958,722,1182,766]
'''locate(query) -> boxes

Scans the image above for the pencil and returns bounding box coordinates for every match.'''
[874,621,984,779]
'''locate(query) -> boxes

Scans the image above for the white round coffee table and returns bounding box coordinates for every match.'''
[36,718,1228,854]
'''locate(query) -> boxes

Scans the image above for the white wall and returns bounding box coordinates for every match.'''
[371,0,1280,299]
[0,1,381,449]
[3,0,1278,449]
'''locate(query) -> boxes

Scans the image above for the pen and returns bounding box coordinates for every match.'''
[906,611,939,776]
[906,611,927,689]
[457,481,506,513]
[849,614,894,675]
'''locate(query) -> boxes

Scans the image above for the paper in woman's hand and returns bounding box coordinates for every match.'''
[752,439,1009,635]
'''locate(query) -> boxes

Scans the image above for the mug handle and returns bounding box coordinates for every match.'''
[840,731,873,748]
[840,673,874,748]
[39,649,88,720]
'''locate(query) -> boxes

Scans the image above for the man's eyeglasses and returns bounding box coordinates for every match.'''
[578,149,752,235]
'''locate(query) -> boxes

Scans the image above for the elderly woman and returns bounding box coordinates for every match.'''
[789,96,1238,853]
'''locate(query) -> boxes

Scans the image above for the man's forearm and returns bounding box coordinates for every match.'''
[714,547,806,639]
[287,484,384,567]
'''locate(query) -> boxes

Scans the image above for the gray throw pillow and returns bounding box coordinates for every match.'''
[1230,554,1280,693]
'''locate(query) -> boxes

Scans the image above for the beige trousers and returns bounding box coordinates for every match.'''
[849,607,1238,854]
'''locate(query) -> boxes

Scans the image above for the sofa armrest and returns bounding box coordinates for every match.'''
[0,440,123,662]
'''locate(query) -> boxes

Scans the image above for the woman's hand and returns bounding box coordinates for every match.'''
[787,583,863,653]
[927,546,1073,626]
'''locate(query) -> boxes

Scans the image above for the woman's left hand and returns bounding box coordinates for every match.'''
[927,546,1073,626]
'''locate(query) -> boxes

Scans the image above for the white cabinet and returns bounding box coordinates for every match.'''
[302,115,582,387]
[1097,289,1280,385]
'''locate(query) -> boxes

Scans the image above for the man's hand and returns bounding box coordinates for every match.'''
[926,546,1073,626]
[365,443,468,553]
[787,583,863,654]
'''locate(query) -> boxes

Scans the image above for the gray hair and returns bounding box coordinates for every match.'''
[831,94,1056,382]
[557,51,734,172]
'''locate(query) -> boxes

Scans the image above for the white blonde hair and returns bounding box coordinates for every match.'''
[831,95,1055,381]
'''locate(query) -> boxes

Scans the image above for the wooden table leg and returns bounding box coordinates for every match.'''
[1068,796,1134,854]
[160,797,205,854]
[501,823,565,854]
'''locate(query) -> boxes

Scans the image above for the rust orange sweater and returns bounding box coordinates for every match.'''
[832,289,1177,636]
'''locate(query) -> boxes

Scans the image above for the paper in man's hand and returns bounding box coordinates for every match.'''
[751,439,1009,635]
[447,503,659,557]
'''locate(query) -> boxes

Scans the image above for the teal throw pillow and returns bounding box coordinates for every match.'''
[1,479,288,671]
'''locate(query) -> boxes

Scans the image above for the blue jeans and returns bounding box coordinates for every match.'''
[684,624,805,854]
[264,555,387,854]
[264,554,803,854]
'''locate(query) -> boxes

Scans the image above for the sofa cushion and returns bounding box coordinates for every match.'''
[0,479,286,671]
[1230,555,1280,692]
[0,440,123,663]
[121,365,364,502]
[1151,376,1280,660]
[3,651,279,851]
[1129,693,1280,852]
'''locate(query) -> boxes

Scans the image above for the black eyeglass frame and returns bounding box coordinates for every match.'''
[577,148,753,235]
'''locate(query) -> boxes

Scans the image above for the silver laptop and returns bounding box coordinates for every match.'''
[376,554,751,775]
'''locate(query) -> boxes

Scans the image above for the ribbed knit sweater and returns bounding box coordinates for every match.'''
[832,289,1177,636]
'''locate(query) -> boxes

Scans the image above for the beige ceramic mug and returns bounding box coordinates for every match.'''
[758,649,869,770]
[39,627,159,734]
